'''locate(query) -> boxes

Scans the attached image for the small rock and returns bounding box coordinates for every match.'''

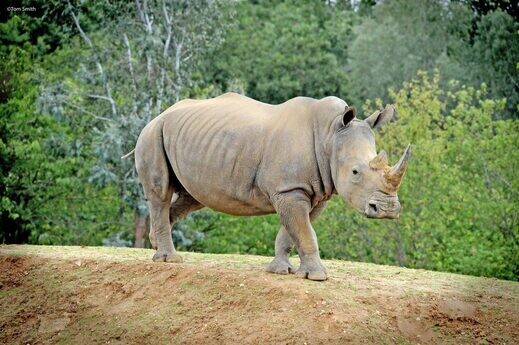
[38,316,70,333]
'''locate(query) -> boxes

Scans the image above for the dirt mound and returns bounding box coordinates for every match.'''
[1,245,518,344]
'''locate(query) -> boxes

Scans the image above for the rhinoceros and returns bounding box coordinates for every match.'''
[132,93,410,281]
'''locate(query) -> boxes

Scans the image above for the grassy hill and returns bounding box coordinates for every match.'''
[0,245,517,344]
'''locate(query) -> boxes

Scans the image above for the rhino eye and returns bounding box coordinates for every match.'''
[352,169,359,175]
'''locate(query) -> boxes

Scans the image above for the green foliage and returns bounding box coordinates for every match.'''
[0,43,128,245]
[348,0,473,106]
[347,1,518,118]
[397,73,516,279]
[463,0,519,20]
[189,211,279,255]
[208,0,355,104]
[470,10,519,117]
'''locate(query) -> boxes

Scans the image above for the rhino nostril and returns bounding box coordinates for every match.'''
[369,203,377,213]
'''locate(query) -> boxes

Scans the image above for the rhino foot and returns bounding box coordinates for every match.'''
[295,260,327,281]
[152,251,183,263]
[266,257,294,275]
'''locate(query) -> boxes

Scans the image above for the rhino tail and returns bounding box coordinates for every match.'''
[121,149,135,160]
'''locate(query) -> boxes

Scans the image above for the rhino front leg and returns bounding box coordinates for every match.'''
[266,226,295,274]
[273,191,327,281]
[267,200,329,276]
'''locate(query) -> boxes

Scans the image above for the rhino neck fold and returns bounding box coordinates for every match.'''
[312,116,338,198]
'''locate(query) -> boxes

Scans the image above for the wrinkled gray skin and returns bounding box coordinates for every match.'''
[134,93,410,281]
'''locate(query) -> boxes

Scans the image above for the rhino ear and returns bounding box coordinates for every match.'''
[341,106,356,126]
[365,104,395,129]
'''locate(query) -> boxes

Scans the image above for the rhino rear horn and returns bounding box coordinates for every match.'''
[386,144,411,188]
[369,150,388,170]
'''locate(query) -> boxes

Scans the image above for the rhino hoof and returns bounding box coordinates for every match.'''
[266,258,294,275]
[307,271,327,281]
[295,269,327,281]
[152,252,183,263]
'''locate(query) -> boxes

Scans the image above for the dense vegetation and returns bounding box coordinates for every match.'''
[1,0,517,280]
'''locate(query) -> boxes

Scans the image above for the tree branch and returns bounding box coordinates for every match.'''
[123,33,138,94]
[173,41,183,102]
[63,101,112,122]
[87,94,115,102]
[157,0,173,115]
[68,1,118,118]
[135,0,153,33]
[123,33,138,115]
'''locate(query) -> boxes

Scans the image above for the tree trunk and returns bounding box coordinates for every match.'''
[134,211,148,248]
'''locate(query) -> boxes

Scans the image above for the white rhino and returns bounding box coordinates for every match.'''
[131,93,410,281]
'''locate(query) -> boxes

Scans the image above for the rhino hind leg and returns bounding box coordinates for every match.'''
[266,226,295,275]
[145,189,183,263]
[148,190,204,249]
[148,190,204,250]
[135,127,182,263]
[149,201,183,263]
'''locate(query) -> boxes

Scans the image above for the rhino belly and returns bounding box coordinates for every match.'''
[172,164,276,216]
[184,185,275,216]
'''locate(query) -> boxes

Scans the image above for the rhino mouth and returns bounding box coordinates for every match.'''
[364,192,400,219]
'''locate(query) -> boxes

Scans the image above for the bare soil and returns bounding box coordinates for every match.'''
[0,245,517,344]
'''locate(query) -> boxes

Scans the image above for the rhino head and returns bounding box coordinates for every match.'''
[330,104,410,219]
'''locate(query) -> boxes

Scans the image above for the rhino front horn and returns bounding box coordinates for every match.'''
[387,144,411,188]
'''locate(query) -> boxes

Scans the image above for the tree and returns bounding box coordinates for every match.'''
[470,10,519,118]
[347,0,518,118]
[347,0,474,106]
[38,0,233,247]
[462,0,519,21]
[206,0,356,104]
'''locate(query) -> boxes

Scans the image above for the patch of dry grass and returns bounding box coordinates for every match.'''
[0,245,517,344]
